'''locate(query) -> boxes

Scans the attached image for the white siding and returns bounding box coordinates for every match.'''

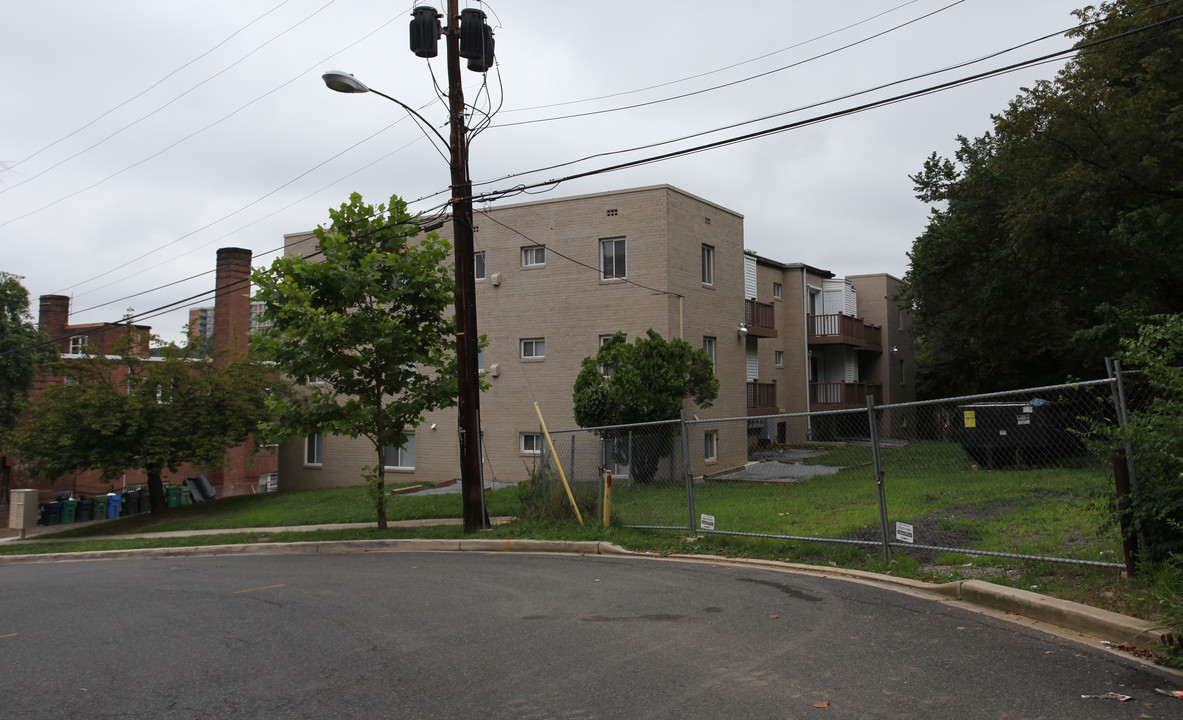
[744,254,758,299]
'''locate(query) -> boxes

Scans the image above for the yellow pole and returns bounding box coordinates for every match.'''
[533,402,583,526]
[603,471,612,528]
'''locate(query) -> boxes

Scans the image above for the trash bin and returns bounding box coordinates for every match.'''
[60,499,78,524]
[77,498,94,522]
[106,494,123,519]
[166,486,182,508]
[121,491,138,516]
[137,488,150,512]
[39,501,62,526]
[92,496,107,520]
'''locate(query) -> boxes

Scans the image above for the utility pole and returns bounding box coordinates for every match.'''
[444,0,487,532]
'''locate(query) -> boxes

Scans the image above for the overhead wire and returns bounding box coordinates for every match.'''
[470,11,1183,206]
[0,12,402,231]
[0,0,339,195]
[3,0,297,174]
[491,0,969,129]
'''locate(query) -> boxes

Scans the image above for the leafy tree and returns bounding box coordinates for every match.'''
[251,192,460,530]
[572,330,718,483]
[903,0,1183,397]
[1103,314,1183,564]
[0,272,55,493]
[11,333,277,513]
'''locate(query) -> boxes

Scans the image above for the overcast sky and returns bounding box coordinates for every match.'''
[2,0,1082,345]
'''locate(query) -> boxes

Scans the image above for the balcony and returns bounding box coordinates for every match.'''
[810,382,882,409]
[747,380,778,415]
[744,299,777,338]
[808,313,881,350]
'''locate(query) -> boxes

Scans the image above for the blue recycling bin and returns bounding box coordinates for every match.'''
[106,494,123,519]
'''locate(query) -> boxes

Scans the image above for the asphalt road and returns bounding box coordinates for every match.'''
[3,552,1182,719]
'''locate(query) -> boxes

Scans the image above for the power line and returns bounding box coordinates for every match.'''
[0,12,400,231]
[471,12,1183,206]
[0,0,338,195]
[2,0,297,174]
[491,0,970,129]
[499,0,925,115]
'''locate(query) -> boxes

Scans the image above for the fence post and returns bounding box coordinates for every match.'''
[867,395,892,564]
[1111,445,1138,577]
[681,411,697,536]
[1106,358,1147,556]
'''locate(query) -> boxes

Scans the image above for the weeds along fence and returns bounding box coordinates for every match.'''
[534,374,1153,570]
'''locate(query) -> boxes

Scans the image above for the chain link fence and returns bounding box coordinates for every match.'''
[534,374,1155,569]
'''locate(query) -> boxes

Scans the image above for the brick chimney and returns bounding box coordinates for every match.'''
[213,247,252,359]
[38,295,70,338]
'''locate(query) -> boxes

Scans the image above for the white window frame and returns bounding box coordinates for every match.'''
[520,432,543,455]
[701,244,715,285]
[307,376,326,386]
[474,251,486,280]
[69,335,88,354]
[704,430,718,462]
[305,432,323,466]
[774,350,784,367]
[703,336,716,372]
[521,338,545,359]
[600,237,626,280]
[384,434,416,470]
[521,246,546,267]
[772,282,782,299]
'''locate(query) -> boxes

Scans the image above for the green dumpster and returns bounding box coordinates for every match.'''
[166,486,182,508]
[93,496,108,520]
[60,499,79,523]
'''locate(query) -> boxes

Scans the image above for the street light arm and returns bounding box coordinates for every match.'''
[366,87,451,151]
[321,71,450,151]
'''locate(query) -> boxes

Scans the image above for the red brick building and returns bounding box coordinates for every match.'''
[2,248,276,511]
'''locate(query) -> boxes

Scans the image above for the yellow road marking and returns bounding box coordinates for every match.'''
[1,633,18,639]
[233,584,286,594]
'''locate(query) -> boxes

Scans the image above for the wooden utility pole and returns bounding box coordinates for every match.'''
[445,0,487,532]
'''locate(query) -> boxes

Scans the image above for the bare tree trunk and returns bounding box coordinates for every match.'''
[146,469,167,514]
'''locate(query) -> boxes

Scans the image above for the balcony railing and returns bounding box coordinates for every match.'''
[744,299,777,338]
[747,380,777,415]
[807,313,881,350]
[810,382,882,409]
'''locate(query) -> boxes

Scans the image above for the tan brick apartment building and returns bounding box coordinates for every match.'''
[277,185,914,490]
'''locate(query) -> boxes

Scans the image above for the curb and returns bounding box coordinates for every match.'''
[0,537,1166,656]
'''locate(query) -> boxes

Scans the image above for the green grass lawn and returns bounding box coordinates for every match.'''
[608,440,1118,563]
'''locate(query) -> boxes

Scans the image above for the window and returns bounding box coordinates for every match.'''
[477,347,486,374]
[599,334,621,376]
[69,335,88,354]
[522,246,546,267]
[773,282,782,299]
[702,336,716,371]
[521,338,545,359]
[774,350,784,367]
[474,251,486,280]
[899,358,907,386]
[307,376,325,385]
[259,473,279,492]
[600,237,626,280]
[384,434,416,469]
[520,432,543,455]
[305,432,323,466]
[701,244,714,285]
[704,430,718,462]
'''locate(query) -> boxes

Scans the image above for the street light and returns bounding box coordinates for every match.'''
[321,4,490,533]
